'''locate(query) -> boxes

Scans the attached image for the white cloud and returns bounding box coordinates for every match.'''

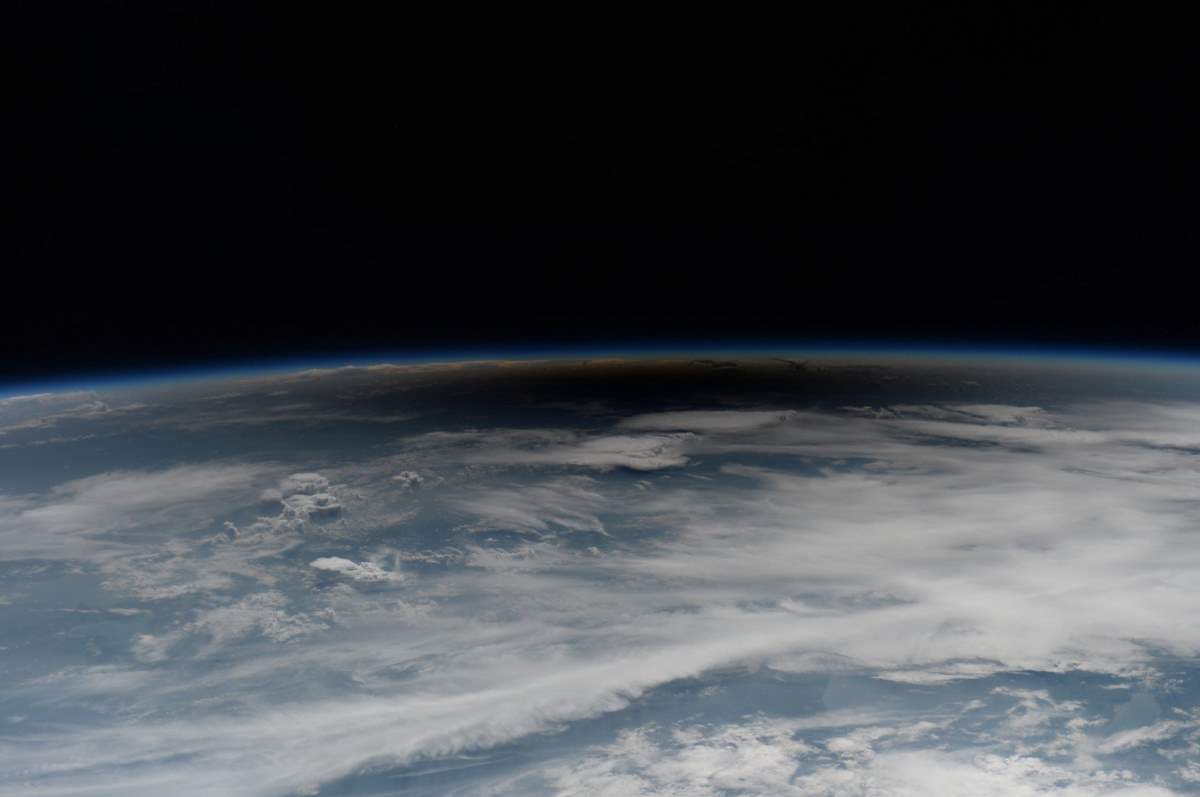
[246,472,345,537]
[310,556,396,583]
[0,391,108,432]
[279,473,330,494]
[407,428,695,471]
[449,476,609,536]
[876,660,1009,685]
[618,409,798,433]
[1096,719,1196,755]
[132,591,327,662]
[991,687,1085,734]
[1177,761,1200,782]
[0,391,153,448]
[789,750,1179,796]
[0,463,280,559]
[548,717,817,796]
[392,470,424,488]
[465,432,696,471]
[541,717,1181,797]
[825,719,946,761]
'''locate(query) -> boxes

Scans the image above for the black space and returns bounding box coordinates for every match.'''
[4,5,1199,385]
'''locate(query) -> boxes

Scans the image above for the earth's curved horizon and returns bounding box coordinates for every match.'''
[3,351,1200,795]
[10,342,1200,400]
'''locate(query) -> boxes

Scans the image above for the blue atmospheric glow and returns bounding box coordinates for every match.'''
[4,338,1200,400]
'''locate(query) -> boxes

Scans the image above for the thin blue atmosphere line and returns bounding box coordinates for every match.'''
[3,339,1200,400]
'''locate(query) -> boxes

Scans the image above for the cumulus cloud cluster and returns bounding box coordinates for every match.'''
[309,556,396,583]
[133,591,328,662]
[538,716,1181,797]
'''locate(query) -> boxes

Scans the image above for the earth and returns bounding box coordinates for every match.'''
[3,352,1200,796]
